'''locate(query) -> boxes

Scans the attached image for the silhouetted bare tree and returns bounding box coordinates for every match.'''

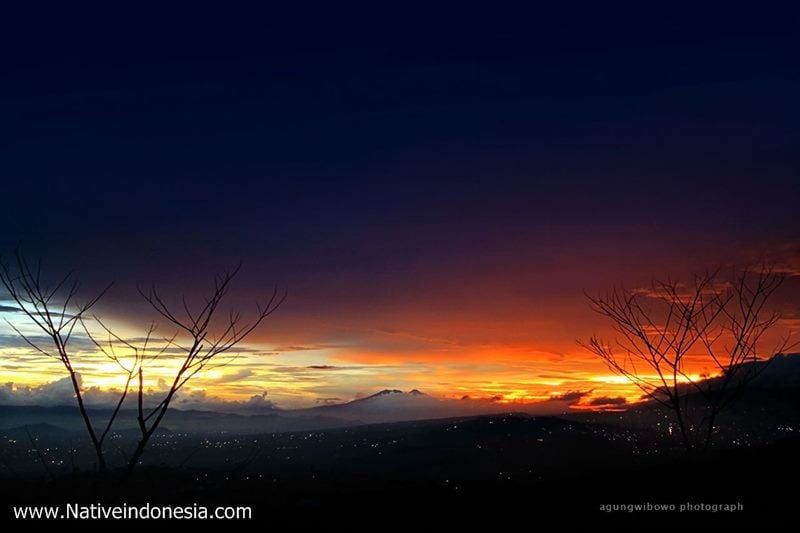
[120,267,286,477]
[0,251,114,471]
[581,267,790,452]
[1,252,285,477]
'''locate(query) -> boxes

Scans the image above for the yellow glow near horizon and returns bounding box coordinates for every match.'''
[592,373,710,385]
[0,319,737,411]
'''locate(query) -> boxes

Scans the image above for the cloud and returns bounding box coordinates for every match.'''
[630,280,729,302]
[307,365,337,370]
[171,390,275,413]
[588,396,627,406]
[269,344,345,353]
[0,375,277,413]
[315,397,341,405]
[771,265,800,277]
[0,333,97,352]
[215,369,254,383]
[0,376,78,405]
[548,389,592,404]
[0,305,21,313]
[753,241,800,277]
[0,375,135,408]
[242,343,347,357]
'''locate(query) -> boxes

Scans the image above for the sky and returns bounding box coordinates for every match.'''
[1,5,800,409]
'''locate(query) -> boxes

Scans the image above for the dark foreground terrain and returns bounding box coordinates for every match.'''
[1,413,797,531]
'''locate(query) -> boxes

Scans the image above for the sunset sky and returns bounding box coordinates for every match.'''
[2,6,800,409]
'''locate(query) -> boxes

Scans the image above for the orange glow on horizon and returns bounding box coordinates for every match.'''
[1,275,792,410]
[0,336,731,411]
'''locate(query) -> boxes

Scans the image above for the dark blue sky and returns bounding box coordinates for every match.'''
[2,4,799,335]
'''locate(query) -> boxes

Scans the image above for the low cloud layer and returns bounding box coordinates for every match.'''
[588,396,627,407]
[548,390,593,404]
[0,375,276,413]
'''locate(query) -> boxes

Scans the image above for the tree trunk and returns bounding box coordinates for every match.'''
[68,369,107,472]
[673,404,694,453]
[703,407,719,452]
[123,438,149,480]
[123,389,177,480]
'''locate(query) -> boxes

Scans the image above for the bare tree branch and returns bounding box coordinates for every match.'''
[580,266,791,452]
[0,251,114,471]
[122,268,286,478]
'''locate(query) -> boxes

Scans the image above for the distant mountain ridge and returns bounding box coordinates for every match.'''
[350,389,427,403]
[2,354,798,436]
[0,405,352,436]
